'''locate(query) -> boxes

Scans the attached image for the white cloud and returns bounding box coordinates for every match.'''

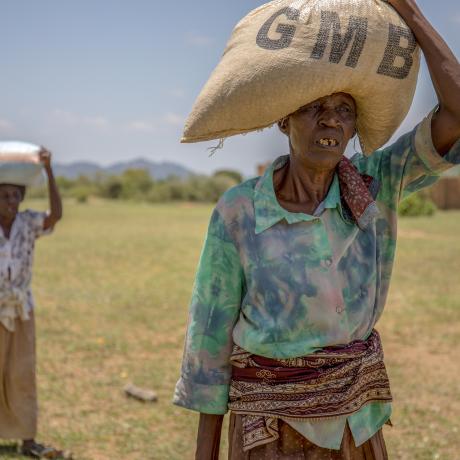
[186,33,214,47]
[0,119,14,134]
[163,112,185,126]
[125,120,157,133]
[52,109,110,130]
[124,113,184,133]
[169,88,186,99]
[82,116,109,129]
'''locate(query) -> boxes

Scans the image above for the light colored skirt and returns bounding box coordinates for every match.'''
[228,414,388,460]
[0,312,37,440]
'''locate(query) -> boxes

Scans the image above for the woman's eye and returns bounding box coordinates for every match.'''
[340,106,356,115]
[304,104,320,112]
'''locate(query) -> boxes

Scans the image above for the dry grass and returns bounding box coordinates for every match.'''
[1,200,459,460]
[378,213,460,460]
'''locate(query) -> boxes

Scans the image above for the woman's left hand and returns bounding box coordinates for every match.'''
[39,148,52,169]
[383,0,460,154]
[384,0,416,7]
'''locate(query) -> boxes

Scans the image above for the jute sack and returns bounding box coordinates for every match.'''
[0,142,43,186]
[182,0,420,154]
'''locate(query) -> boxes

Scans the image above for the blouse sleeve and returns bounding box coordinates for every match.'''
[354,109,460,209]
[173,207,244,414]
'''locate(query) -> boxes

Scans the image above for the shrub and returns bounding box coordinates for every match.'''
[99,177,124,199]
[71,186,92,203]
[399,192,436,217]
[120,169,153,200]
[213,169,243,184]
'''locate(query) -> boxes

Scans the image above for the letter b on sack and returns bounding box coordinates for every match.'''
[377,24,417,79]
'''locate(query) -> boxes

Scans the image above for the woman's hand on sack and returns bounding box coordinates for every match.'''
[385,0,460,154]
[384,0,417,9]
[39,148,52,170]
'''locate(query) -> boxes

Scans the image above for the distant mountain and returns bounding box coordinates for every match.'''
[105,158,192,179]
[54,158,193,180]
[54,162,102,179]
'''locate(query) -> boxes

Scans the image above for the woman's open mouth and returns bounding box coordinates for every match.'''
[317,138,339,147]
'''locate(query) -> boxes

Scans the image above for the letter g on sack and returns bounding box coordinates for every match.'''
[256,7,300,50]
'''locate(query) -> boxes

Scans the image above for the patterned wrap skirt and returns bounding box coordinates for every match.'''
[0,312,37,440]
[227,330,391,459]
[228,414,388,460]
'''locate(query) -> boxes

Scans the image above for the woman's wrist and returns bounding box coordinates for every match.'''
[386,0,421,18]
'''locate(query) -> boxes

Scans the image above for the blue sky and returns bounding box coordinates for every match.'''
[1,0,459,176]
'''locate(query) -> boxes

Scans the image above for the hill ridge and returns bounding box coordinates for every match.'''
[54,157,193,180]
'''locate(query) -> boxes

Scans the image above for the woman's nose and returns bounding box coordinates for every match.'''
[318,109,341,128]
[7,195,19,205]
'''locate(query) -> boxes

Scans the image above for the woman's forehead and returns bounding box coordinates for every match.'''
[303,92,356,108]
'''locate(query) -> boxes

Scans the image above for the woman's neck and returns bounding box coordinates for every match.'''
[0,215,15,238]
[273,156,336,215]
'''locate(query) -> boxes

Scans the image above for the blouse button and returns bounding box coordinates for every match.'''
[336,305,345,314]
[325,258,333,267]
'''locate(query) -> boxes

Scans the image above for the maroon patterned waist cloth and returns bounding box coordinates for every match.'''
[229,330,392,420]
[228,330,392,451]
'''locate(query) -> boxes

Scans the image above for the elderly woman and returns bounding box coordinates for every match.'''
[174,1,460,459]
[0,149,64,458]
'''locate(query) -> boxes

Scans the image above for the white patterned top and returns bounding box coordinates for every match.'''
[0,210,52,331]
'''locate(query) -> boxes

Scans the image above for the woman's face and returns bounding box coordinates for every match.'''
[279,92,357,170]
[0,185,23,220]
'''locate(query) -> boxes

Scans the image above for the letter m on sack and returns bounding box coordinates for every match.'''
[311,11,368,68]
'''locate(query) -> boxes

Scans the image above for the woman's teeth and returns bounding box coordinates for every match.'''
[319,138,338,147]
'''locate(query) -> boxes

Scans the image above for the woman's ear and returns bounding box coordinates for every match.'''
[278,117,289,136]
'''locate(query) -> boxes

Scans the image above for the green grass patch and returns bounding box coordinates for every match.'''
[1,200,458,459]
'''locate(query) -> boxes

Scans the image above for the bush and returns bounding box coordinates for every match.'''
[213,169,243,184]
[206,175,238,201]
[119,169,153,200]
[399,192,436,217]
[71,186,92,203]
[146,175,238,203]
[99,177,124,199]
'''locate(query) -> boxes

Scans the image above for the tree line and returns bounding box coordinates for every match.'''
[28,169,244,203]
[27,167,436,216]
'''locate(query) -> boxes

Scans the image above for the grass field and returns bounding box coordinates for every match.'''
[0,200,459,460]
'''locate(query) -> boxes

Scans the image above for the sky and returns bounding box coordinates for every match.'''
[1,0,459,177]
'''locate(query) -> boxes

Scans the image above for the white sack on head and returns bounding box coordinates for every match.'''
[182,0,420,155]
[0,142,43,186]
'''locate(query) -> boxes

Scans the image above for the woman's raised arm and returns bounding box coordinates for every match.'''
[387,0,460,154]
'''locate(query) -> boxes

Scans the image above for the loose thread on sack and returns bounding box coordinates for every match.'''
[207,138,225,157]
[206,122,275,157]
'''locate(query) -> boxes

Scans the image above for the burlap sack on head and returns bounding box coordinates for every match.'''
[182,0,420,155]
[0,142,43,186]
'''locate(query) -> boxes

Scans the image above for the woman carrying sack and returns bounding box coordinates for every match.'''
[0,147,66,458]
[174,0,460,458]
